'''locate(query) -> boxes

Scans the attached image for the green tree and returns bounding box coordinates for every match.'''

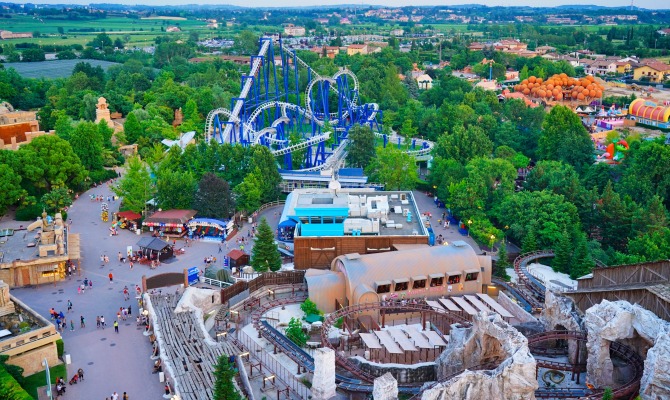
[41,187,72,213]
[495,239,511,280]
[123,112,143,144]
[54,113,75,142]
[602,387,613,400]
[21,48,46,62]
[250,218,282,272]
[68,122,104,171]
[553,231,572,273]
[213,355,241,400]
[365,147,417,190]
[285,317,308,348]
[347,125,376,168]
[17,135,86,192]
[97,120,114,149]
[156,169,197,210]
[234,30,259,55]
[0,163,24,215]
[525,161,583,203]
[233,169,262,214]
[572,232,595,279]
[193,173,234,219]
[522,226,539,253]
[618,141,670,206]
[400,119,418,144]
[428,157,467,202]
[300,298,322,316]
[538,105,594,173]
[113,156,154,213]
[250,147,281,203]
[435,125,493,164]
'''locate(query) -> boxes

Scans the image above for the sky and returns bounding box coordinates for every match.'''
[14,0,670,8]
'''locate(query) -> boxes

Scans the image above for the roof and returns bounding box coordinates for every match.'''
[136,237,170,251]
[629,99,670,123]
[227,249,247,260]
[116,211,142,220]
[638,62,670,72]
[332,243,484,302]
[143,209,197,226]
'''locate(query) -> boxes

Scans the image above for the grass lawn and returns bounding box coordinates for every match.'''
[22,363,67,399]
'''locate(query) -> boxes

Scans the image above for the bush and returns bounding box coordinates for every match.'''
[300,298,321,317]
[0,363,32,400]
[89,168,118,184]
[15,203,45,221]
[55,339,64,358]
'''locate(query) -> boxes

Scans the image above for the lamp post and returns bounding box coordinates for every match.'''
[43,358,53,400]
[490,234,496,252]
[467,220,472,237]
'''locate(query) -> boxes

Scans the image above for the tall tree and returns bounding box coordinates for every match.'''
[68,122,104,171]
[538,105,593,173]
[193,173,234,219]
[250,218,282,272]
[156,169,197,210]
[233,169,262,214]
[17,135,86,192]
[347,125,376,168]
[521,225,539,253]
[552,231,572,273]
[0,163,24,215]
[249,147,281,203]
[213,355,241,400]
[123,112,143,144]
[435,125,493,164]
[41,187,72,213]
[365,147,417,190]
[113,156,154,213]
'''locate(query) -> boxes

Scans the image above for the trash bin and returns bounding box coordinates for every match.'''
[248,217,253,224]
[65,354,71,365]
[159,371,165,382]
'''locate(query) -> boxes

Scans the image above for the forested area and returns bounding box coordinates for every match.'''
[1,29,669,279]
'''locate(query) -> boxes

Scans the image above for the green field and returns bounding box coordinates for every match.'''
[2,59,120,79]
[0,14,233,47]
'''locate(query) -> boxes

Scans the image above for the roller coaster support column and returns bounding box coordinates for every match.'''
[422,312,427,330]
[397,137,401,149]
[381,309,386,328]
[573,340,581,384]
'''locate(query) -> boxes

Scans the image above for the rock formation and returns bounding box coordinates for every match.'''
[424,312,537,400]
[540,290,582,332]
[373,372,399,400]
[312,347,336,400]
[641,333,670,399]
[584,300,670,392]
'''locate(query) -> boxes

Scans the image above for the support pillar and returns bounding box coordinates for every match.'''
[312,348,336,400]
[373,372,398,400]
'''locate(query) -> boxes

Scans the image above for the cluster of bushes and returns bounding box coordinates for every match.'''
[15,204,67,222]
[0,356,31,400]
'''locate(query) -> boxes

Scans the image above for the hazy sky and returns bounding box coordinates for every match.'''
[16,0,670,8]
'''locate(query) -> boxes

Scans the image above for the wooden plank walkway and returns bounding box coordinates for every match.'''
[150,294,240,400]
[476,293,515,318]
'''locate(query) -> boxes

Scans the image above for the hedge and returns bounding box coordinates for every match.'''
[15,205,67,222]
[56,339,64,358]
[0,366,33,400]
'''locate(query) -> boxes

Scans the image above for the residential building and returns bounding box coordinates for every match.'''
[347,44,368,56]
[633,62,670,83]
[284,24,306,37]
[166,26,181,32]
[585,60,617,76]
[0,30,32,39]
[415,74,433,90]
[535,45,556,55]
[389,29,404,37]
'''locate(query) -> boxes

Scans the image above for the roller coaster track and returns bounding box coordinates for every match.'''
[512,250,555,310]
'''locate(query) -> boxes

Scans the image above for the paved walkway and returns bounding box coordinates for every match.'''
[5,181,284,400]
[411,190,482,253]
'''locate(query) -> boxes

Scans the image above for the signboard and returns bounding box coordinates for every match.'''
[187,267,199,286]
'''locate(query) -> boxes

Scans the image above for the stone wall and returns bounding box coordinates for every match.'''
[540,290,582,332]
[350,356,436,383]
[497,291,537,325]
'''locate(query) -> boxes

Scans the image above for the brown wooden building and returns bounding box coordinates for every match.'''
[565,260,670,322]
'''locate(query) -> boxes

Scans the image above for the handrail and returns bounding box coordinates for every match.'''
[249,200,286,219]
[202,277,232,288]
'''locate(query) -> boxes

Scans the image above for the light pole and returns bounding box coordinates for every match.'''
[43,358,53,400]
[467,220,472,237]
[490,234,496,252]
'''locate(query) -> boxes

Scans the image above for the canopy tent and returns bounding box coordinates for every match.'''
[136,237,174,261]
[117,211,142,220]
[187,218,233,240]
[115,211,142,230]
[143,209,196,237]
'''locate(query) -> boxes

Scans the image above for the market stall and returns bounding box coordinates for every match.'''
[142,209,196,237]
[187,218,234,242]
[114,211,142,231]
[136,237,174,262]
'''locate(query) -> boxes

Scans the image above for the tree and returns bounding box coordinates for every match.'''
[54,113,75,142]
[495,239,511,280]
[21,48,46,62]
[113,156,154,213]
[435,125,493,164]
[56,50,77,60]
[285,317,308,348]
[123,112,143,144]
[233,170,262,214]
[365,147,417,190]
[538,105,594,173]
[522,226,538,253]
[193,173,234,219]
[347,125,376,168]
[234,30,259,55]
[213,355,241,400]
[602,387,613,400]
[525,161,583,203]
[400,119,418,144]
[250,218,282,272]
[300,299,322,317]
[41,187,72,213]
[552,231,572,273]
[68,122,104,171]
[428,157,467,202]
[572,232,595,279]
[17,135,86,192]
[156,169,197,210]
[0,163,24,215]
[250,147,281,203]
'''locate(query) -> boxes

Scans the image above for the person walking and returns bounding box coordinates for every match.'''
[89,279,93,290]
[127,305,132,316]
[113,320,119,333]
[96,316,101,329]
[118,252,122,262]
[111,392,119,400]
[129,261,133,270]
[70,320,74,331]
[80,316,85,328]
[67,300,72,313]
[100,316,106,329]
[123,392,128,400]
[77,368,84,381]
[123,287,129,301]
[218,243,222,253]
[108,272,113,283]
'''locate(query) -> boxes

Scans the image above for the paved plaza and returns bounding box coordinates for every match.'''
[3,181,282,399]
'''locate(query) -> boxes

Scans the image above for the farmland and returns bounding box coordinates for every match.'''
[1,59,120,79]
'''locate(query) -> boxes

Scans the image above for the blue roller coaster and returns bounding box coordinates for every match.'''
[205,36,434,171]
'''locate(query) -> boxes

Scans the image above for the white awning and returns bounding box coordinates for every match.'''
[375,280,391,287]
[446,271,462,276]
[464,269,480,274]
[412,275,427,281]
[429,273,444,279]
[393,278,409,284]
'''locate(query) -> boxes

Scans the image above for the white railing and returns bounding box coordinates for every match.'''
[202,277,232,288]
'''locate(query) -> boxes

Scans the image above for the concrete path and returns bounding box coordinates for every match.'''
[6,181,284,400]
[411,190,483,253]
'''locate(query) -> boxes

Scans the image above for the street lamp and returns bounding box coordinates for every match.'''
[490,234,496,251]
[42,358,52,400]
[467,219,472,237]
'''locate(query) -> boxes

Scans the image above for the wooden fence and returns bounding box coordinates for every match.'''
[221,270,306,305]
